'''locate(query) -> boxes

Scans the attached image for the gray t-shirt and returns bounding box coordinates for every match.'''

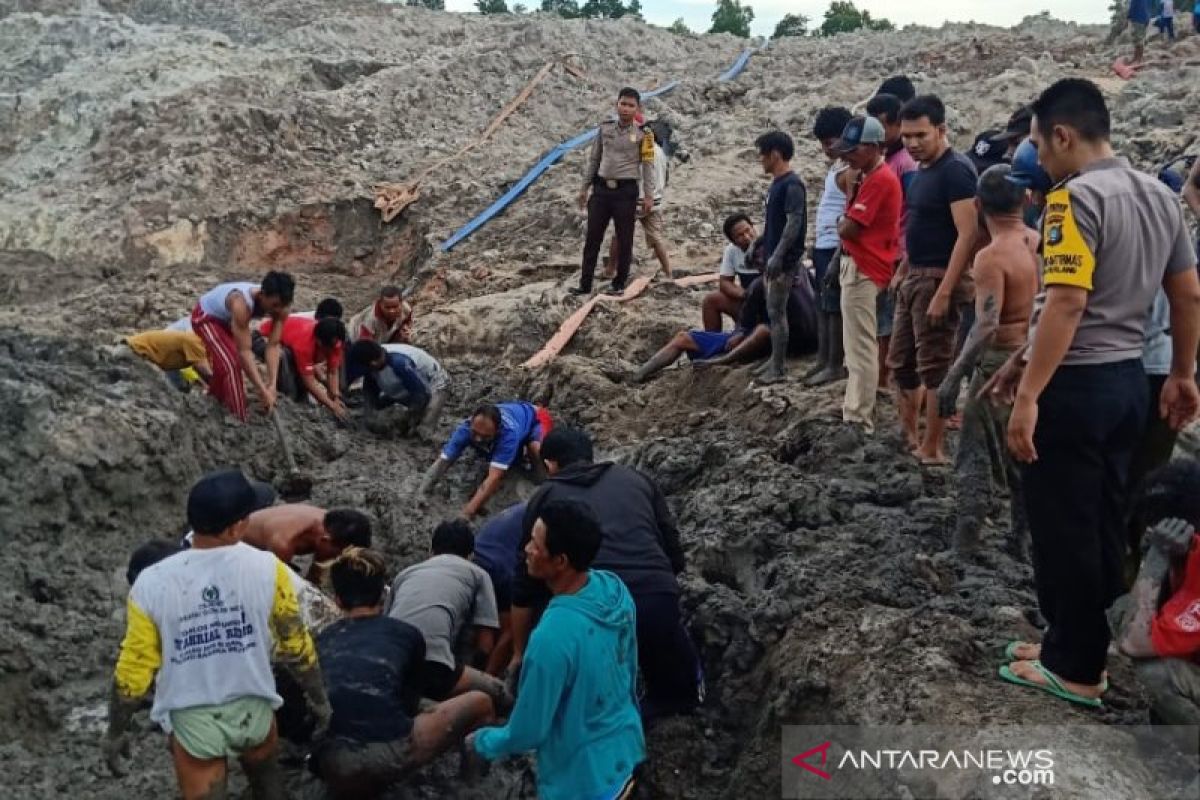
[386,554,498,668]
[383,344,450,391]
[1040,158,1195,366]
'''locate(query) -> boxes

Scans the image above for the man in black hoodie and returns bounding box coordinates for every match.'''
[506,427,702,720]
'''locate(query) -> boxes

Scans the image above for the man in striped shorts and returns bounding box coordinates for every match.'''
[191,272,294,421]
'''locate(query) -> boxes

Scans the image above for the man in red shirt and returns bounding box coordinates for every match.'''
[260,316,348,420]
[1112,459,1200,723]
[833,116,902,432]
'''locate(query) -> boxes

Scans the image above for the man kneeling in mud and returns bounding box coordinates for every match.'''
[313,548,498,799]
[935,165,1039,558]
[1113,459,1200,724]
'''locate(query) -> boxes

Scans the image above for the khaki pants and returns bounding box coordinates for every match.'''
[839,255,880,430]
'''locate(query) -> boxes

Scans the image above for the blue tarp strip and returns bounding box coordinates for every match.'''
[440,55,748,252]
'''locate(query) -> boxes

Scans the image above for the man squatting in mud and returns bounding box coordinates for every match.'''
[574,87,656,297]
[935,164,1039,559]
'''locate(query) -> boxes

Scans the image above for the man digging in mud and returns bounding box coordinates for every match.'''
[257,314,348,421]
[386,521,512,712]
[509,428,703,722]
[348,285,413,344]
[346,340,451,434]
[888,95,978,464]
[1113,460,1200,725]
[752,130,808,384]
[192,272,295,422]
[935,165,1038,559]
[574,87,656,296]
[994,79,1200,708]
[103,470,332,799]
[240,504,372,585]
[314,547,498,799]
[420,401,552,519]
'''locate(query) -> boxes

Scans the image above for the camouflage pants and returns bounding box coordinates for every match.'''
[953,347,1028,557]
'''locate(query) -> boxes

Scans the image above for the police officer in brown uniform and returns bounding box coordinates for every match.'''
[573,87,657,296]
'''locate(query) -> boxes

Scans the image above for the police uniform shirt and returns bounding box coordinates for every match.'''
[583,120,656,196]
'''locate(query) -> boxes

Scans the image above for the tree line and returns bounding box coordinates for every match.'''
[460,0,894,38]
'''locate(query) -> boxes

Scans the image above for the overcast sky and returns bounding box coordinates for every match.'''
[442,0,1108,38]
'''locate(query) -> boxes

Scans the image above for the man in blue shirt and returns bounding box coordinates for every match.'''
[347,340,448,433]
[471,502,526,674]
[419,402,552,519]
[754,130,808,384]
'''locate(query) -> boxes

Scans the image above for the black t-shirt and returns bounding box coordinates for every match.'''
[317,615,426,743]
[904,148,977,267]
[763,172,807,270]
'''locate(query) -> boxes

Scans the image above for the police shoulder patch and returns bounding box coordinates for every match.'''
[1040,187,1096,291]
[640,128,656,162]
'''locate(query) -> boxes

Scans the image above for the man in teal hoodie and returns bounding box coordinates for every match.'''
[467,499,644,800]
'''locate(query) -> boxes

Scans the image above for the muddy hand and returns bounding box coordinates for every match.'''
[260,386,278,414]
[101,732,131,777]
[926,291,950,327]
[978,354,1025,406]
[1147,517,1194,560]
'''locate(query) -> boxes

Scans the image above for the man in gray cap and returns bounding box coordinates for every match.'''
[833,116,904,432]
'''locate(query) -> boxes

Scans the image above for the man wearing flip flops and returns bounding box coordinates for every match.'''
[990,79,1200,708]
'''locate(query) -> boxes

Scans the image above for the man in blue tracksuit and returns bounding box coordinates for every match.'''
[467,498,643,800]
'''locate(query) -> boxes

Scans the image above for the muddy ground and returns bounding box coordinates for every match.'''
[2,1,1200,798]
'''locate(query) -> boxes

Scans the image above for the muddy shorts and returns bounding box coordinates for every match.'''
[875,287,895,338]
[316,736,416,798]
[1130,21,1148,40]
[887,268,964,391]
[639,209,665,250]
[169,696,274,760]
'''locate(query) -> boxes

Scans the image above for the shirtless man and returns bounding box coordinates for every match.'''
[936,165,1039,558]
[242,505,372,584]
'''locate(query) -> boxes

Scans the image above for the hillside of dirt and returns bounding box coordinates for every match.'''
[2,1,1200,798]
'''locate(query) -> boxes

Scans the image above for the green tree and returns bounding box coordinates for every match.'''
[541,0,581,16]
[668,17,692,34]
[709,0,754,37]
[818,1,892,35]
[772,12,809,37]
[407,0,445,9]
[627,0,643,19]
[513,2,528,11]
[476,0,509,12]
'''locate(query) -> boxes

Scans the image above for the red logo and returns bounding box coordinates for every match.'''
[792,741,833,780]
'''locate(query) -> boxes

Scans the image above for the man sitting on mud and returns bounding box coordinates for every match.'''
[348,285,413,344]
[241,504,372,586]
[935,165,1038,559]
[509,427,703,721]
[420,401,553,519]
[1112,459,1200,724]
[385,521,511,712]
[257,315,348,421]
[103,470,332,799]
[699,213,760,331]
[192,272,295,421]
[469,499,644,800]
[346,340,450,434]
[313,547,497,799]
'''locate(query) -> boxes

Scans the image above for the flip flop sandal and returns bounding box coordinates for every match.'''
[1001,642,1109,691]
[999,660,1103,709]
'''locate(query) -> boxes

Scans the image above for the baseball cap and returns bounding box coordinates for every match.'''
[1006,138,1051,193]
[989,106,1033,145]
[187,469,259,536]
[832,116,886,154]
[969,131,1007,172]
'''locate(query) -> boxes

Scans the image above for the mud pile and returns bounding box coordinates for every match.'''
[2,0,1199,797]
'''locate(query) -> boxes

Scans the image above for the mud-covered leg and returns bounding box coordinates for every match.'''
[1134,659,1200,726]
[757,271,792,384]
[953,394,993,557]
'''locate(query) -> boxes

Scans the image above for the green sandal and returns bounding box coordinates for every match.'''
[998,660,1103,709]
[1001,642,1109,691]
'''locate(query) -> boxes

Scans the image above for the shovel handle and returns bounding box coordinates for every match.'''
[270,409,300,473]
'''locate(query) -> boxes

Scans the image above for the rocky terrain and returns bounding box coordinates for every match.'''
[2,0,1199,798]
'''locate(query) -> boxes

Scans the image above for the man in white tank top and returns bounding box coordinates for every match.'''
[191,272,294,421]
